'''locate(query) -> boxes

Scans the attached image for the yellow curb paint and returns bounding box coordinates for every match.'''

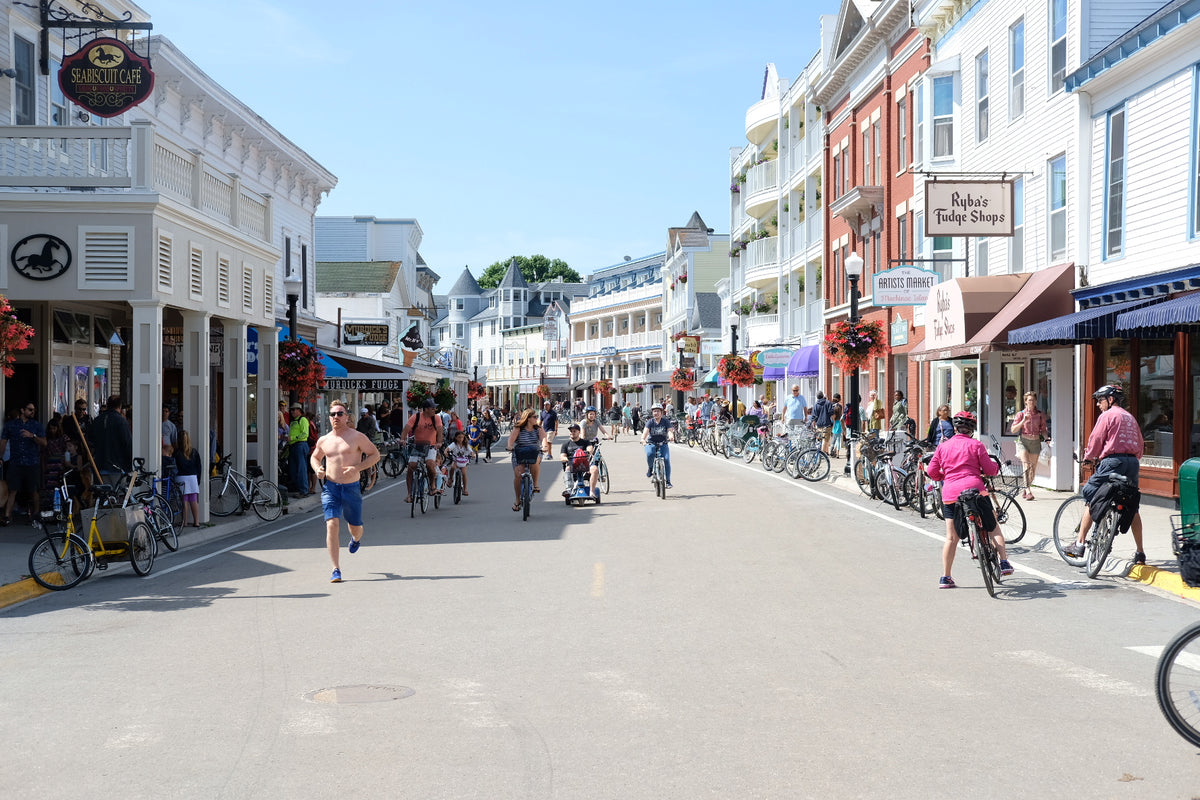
[1128,564,1200,602]
[0,577,49,608]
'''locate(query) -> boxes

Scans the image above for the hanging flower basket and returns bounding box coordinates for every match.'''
[536,384,551,399]
[0,297,34,378]
[717,354,755,387]
[823,319,888,373]
[670,368,696,392]
[621,383,642,395]
[406,380,432,408]
[467,380,486,400]
[278,339,326,401]
[433,384,457,411]
[593,379,613,395]
[678,274,687,284]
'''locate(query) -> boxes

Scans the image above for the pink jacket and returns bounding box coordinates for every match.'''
[926,434,999,504]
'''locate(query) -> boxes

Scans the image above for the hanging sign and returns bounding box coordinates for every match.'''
[59,38,155,118]
[924,180,1014,236]
[343,323,389,346]
[872,265,940,307]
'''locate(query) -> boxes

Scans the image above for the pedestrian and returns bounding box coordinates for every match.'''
[865,389,885,434]
[174,429,204,527]
[480,409,499,462]
[607,401,622,441]
[310,399,380,583]
[161,406,178,459]
[622,401,633,434]
[66,398,91,453]
[88,395,131,486]
[540,400,558,459]
[811,391,834,453]
[0,401,46,525]
[356,406,379,443]
[924,404,955,448]
[276,400,289,449]
[1010,391,1049,500]
[829,393,844,458]
[783,384,810,430]
[890,390,911,443]
[287,403,311,497]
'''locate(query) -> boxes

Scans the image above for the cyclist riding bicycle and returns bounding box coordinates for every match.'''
[447,429,472,497]
[581,405,607,444]
[560,423,600,499]
[925,411,1014,589]
[640,404,676,489]
[1064,384,1146,563]
[401,398,443,502]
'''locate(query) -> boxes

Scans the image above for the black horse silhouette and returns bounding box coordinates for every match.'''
[17,239,64,274]
[92,47,119,65]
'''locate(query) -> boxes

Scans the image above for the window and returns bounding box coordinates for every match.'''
[1011,178,1025,272]
[873,121,881,184]
[50,58,67,132]
[490,320,497,335]
[1050,0,1067,93]
[1105,107,1126,258]
[833,151,841,198]
[898,212,909,260]
[976,50,989,143]
[1009,19,1025,119]
[897,97,908,169]
[914,81,925,166]
[13,35,35,125]
[1048,154,1067,260]
[863,129,871,185]
[455,298,464,310]
[455,324,464,339]
[933,76,954,158]
[976,239,989,277]
[933,235,953,280]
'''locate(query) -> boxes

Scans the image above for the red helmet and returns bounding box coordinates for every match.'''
[951,411,977,432]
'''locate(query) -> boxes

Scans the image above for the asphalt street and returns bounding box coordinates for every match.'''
[2,437,1199,799]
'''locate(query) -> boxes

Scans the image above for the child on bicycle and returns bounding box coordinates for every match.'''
[466,417,482,459]
[447,430,472,496]
[925,411,1013,589]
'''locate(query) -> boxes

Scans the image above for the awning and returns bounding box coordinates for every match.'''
[699,368,720,387]
[278,326,348,378]
[641,370,674,384]
[1116,291,1200,333]
[1008,296,1163,345]
[786,345,820,377]
[911,263,1074,360]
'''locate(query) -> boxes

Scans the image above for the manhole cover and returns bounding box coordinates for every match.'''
[302,685,414,704]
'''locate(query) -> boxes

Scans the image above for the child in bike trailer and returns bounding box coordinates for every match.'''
[447,430,472,496]
[467,417,482,458]
[925,411,1013,589]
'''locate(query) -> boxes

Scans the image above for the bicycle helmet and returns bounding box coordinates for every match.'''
[650,404,664,411]
[1092,384,1125,405]
[584,405,597,413]
[951,410,977,433]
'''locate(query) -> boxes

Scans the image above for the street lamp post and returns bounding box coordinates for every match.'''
[729,309,740,414]
[473,365,479,417]
[845,252,864,448]
[283,273,303,407]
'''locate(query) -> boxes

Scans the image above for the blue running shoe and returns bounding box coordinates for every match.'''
[349,537,360,554]
[666,482,673,489]
[999,560,1014,576]
[938,576,956,589]
[330,568,342,583]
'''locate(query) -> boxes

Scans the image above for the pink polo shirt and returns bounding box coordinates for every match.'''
[926,433,999,504]
[1085,405,1144,461]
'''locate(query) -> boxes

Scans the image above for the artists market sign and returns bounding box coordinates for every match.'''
[872,265,940,307]
[59,38,154,118]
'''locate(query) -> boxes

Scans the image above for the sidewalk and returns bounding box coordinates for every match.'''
[820,454,1199,601]
[0,492,325,609]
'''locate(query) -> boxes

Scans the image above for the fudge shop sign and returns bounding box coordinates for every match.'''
[924,180,1014,237]
[59,38,154,118]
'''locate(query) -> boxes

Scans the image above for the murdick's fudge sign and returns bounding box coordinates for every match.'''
[59,38,154,118]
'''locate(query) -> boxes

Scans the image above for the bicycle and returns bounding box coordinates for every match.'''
[786,447,831,482]
[519,466,534,520]
[381,438,406,479]
[1081,472,1138,578]
[1156,621,1200,748]
[872,448,910,511]
[983,475,1028,545]
[649,442,668,499]
[405,440,428,518]
[954,488,1003,598]
[28,475,155,590]
[208,454,283,521]
[1052,494,1088,567]
[121,459,180,553]
[590,440,611,494]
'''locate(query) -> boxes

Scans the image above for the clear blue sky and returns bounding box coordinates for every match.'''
[139,1,825,284]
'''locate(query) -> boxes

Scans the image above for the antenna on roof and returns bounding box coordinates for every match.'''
[624,256,631,261]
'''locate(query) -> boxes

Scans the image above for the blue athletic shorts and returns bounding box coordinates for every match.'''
[322,479,363,526]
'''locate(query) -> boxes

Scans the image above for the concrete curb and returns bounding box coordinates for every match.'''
[1128,563,1200,602]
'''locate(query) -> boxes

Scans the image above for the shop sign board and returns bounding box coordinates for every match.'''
[325,376,406,392]
[59,38,154,118]
[756,347,792,367]
[925,180,1014,236]
[343,323,389,346]
[890,318,909,347]
[872,265,940,307]
[599,346,617,356]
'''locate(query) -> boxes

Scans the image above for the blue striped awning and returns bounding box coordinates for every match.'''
[277,326,349,378]
[1115,292,1200,332]
[1007,297,1162,345]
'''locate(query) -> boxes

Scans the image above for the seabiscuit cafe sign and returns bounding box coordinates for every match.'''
[59,38,154,118]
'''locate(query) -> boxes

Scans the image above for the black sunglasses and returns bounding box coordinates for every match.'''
[329,410,346,417]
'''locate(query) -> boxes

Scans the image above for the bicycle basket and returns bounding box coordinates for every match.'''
[1171,515,1200,586]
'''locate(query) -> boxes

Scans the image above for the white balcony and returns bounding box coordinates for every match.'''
[575,332,658,356]
[788,299,825,339]
[744,159,778,218]
[487,364,569,381]
[570,282,662,314]
[745,313,781,347]
[744,236,780,287]
[745,97,779,146]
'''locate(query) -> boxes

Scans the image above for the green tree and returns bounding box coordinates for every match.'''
[476,255,582,289]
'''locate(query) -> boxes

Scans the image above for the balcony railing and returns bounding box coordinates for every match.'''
[0,121,272,243]
[486,364,569,381]
[745,236,779,284]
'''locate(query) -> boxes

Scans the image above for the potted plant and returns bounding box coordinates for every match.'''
[716,355,755,387]
[278,339,327,402]
[0,296,34,377]
[433,383,458,411]
[593,378,613,395]
[536,384,551,400]
[823,319,888,373]
[406,380,432,408]
[467,380,486,400]
[670,368,696,392]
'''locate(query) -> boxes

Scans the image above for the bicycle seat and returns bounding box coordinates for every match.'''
[91,483,115,497]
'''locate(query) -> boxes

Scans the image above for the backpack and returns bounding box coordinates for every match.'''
[813,399,832,428]
[307,419,318,447]
[842,404,853,427]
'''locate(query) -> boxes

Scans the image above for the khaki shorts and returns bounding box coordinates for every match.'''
[1015,435,1042,455]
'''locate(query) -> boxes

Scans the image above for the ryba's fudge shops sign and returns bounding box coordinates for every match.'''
[59,37,154,118]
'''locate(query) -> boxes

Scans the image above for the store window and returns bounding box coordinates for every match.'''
[1001,362,1025,434]
[1138,339,1174,458]
[1103,339,1133,398]
[1032,358,1052,438]
[963,363,979,414]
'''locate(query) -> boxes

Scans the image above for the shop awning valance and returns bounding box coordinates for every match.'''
[641,370,674,384]
[1008,296,1161,345]
[785,345,820,377]
[1115,291,1200,332]
[700,368,720,387]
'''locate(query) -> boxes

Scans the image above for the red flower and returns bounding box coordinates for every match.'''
[717,355,755,387]
[823,319,888,372]
[670,367,695,391]
[278,339,326,401]
[536,384,551,399]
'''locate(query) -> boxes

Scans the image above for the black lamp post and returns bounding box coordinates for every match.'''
[729,309,740,414]
[283,273,303,407]
[473,365,479,416]
[845,250,864,438]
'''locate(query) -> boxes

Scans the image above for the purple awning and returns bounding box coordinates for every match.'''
[785,345,820,378]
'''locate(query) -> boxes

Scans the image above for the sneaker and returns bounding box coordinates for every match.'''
[1064,542,1085,558]
[999,559,1014,576]
[646,471,652,478]
[330,568,342,583]
[938,576,956,589]
[1133,551,1146,565]
[348,537,360,554]
[592,489,600,500]
[666,482,673,489]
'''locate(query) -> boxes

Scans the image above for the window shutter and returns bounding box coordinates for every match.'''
[79,228,133,289]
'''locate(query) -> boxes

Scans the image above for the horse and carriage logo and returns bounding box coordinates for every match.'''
[11,234,72,281]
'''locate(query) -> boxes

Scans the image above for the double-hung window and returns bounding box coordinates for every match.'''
[1011,178,1025,272]
[1048,154,1067,260]
[873,121,881,183]
[976,50,989,143]
[933,75,954,158]
[1105,107,1126,258]
[914,81,925,167]
[1050,0,1067,93]
[13,35,35,125]
[863,130,871,185]
[1009,19,1025,120]
[897,96,908,169]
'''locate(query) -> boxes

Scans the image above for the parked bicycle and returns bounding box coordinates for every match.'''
[208,454,283,520]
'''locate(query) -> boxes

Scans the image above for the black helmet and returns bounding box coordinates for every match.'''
[1092,384,1125,405]
[951,410,977,432]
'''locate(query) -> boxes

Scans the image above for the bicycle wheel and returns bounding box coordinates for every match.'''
[772,443,788,474]
[410,473,418,518]
[434,483,442,509]
[453,472,462,505]
[799,449,831,482]
[1156,622,1200,748]
[522,476,531,520]
[687,431,696,448]
[1086,512,1119,579]
[993,490,1028,545]
[903,471,923,517]
[128,521,156,576]
[28,533,93,590]
[149,502,179,552]
[656,458,667,499]
[742,437,759,464]
[1052,495,1088,567]
[598,459,610,494]
[873,470,899,509]
[382,454,400,478]
[761,442,777,472]
[854,459,873,498]
[208,475,240,517]
[250,479,283,521]
[975,522,996,598]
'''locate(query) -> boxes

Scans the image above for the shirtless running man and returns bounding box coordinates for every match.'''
[310,399,381,582]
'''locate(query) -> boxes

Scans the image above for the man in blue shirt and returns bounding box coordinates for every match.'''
[783,384,810,428]
[640,404,676,489]
[0,401,46,524]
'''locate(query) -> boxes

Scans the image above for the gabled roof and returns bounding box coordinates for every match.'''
[668,211,714,251]
[497,258,530,289]
[690,292,723,330]
[447,268,483,297]
[315,261,401,293]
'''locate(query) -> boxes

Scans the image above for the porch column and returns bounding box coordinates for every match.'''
[256,326,280,489]
[181,310,212,520]
[130,301,165,472]
[223,319,249,473]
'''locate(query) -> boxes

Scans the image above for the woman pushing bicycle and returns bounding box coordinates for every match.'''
[925,411,1013,589]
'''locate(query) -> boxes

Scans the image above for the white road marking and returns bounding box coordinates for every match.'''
[1129,645,1200,673]
[1005,650,1152,697]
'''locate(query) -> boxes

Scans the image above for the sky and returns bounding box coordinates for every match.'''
[137,1,826,285]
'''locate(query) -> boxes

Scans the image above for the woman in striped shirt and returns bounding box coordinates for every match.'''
[506,408,545,511]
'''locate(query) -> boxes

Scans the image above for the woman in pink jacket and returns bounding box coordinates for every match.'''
[926,411,1014,589]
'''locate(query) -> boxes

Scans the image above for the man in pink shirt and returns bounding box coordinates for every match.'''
[926,411,1013,589]
[1064,385,1145,563]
